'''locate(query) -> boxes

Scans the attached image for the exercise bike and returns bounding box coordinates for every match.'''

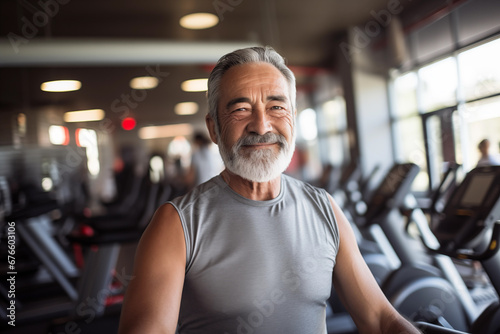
[416,165,500,334]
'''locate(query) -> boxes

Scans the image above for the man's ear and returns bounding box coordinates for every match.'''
[206,115,218,145]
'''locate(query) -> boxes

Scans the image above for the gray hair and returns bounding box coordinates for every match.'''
[207,46,297,134]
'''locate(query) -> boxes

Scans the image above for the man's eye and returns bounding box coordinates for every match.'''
[231,108,251,116]
[270,106,288,113]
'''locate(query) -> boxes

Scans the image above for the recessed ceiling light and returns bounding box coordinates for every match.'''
[130,76,159,90]
[139,123,193,139]
[41,80,81,92]
[180,13,219,30]
[175,102,199,115]
[181,78,208,92]
[64,109,105,122]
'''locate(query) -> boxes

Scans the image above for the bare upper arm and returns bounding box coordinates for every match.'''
[118,203,186,334]
[328,195,400,333]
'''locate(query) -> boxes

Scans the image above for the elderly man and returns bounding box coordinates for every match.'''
[118,46,420,334]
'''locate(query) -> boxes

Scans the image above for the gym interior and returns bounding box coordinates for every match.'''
[1,0,500,333]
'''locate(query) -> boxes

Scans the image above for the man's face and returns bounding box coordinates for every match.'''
[207,62,296,182]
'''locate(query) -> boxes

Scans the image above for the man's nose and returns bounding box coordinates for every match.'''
[247,108,273,135]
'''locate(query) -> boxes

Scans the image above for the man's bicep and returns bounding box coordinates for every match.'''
[118,203,186,334]
[328,196,393,332]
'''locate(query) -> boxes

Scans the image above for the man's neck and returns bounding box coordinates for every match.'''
[220,169,281,201]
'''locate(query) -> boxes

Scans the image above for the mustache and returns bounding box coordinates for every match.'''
[235,132,287,149]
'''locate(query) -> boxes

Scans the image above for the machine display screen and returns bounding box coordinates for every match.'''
[460,174,495,207]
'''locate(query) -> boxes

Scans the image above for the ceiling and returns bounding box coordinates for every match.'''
[0,0,424,132]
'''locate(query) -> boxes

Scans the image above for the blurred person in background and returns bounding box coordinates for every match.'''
[186,132,223,188]
[476,138,500,167]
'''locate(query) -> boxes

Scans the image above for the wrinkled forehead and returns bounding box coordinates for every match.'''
[219,62,292,100]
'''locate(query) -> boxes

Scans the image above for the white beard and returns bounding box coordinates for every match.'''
[218,131,295,183]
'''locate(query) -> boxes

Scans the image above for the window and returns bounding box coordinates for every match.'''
[322,98,347,131]
[425,112,447,189]
[391,36,500,194]
[458,38,500,101]
[391,71,427,192]
[298,108,318,141]
[295,108,321,181]
[317,97,349,166]
[49,125,70,145]
[457,95,500,170]
[393,72,418,117]
[393,116,428,191]
[418,57,458,112]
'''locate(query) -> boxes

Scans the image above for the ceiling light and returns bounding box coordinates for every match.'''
[139,123,193,139]
[130,76,159,90]
[180,13,219,30]
[41,80,81,92]
[175,102,199,115]
[181,78,208,92]
[64,109,105,122]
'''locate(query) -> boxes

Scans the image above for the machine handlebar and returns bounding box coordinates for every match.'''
[420,221,500,261]
[415,321,470,334]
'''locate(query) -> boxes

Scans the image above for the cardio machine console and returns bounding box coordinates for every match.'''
[432,165,500,252]
[362,163,420,224]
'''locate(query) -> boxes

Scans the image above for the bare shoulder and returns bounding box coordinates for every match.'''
[325,193,351,234]
[134,202,186,273]
[118,203,186,334]
[141,202,183,240]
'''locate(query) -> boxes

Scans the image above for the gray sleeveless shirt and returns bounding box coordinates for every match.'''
[169,174,340,334]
